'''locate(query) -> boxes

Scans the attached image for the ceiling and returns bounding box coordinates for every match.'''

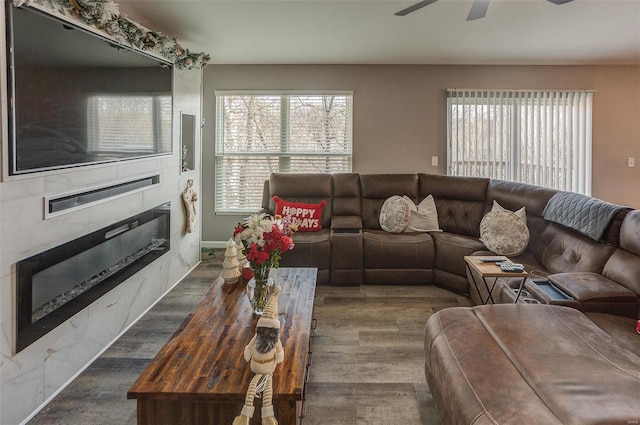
[117,0,640,65]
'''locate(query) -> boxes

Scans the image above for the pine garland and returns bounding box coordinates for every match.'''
[12,0,210,69]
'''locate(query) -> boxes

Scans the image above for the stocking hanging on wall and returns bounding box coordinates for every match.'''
[182,179,198,233]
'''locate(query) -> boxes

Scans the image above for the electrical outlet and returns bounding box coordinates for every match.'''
[431,156,439,167]
[629,157,635,168]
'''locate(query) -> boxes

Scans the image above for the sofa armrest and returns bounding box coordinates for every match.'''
[331,215,362,232]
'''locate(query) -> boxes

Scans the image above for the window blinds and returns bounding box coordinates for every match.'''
[215,92,353,213]
[447,90,593,195]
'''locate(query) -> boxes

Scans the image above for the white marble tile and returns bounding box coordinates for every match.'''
[0,177,45,201]
[115,157,164,179]
[0,195,91,273]
[43,165,119,195]
[1,353,45,425]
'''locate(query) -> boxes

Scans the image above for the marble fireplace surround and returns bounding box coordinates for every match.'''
[16,203,171,353]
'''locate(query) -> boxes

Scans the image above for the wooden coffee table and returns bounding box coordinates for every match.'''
[128,267,317,425]
[464,256,528,304]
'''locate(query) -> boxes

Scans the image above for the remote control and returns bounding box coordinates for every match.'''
[500,263,524,272]
[480,257,504,263]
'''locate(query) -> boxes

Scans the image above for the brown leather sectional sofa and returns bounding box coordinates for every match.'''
[262,172,640,424]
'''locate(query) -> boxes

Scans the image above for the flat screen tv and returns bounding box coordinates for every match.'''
[5,4,174,176]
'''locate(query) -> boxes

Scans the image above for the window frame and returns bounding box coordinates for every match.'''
[446,89,593,195]
[214,90,353,214]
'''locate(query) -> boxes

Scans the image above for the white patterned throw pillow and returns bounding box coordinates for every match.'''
[480,210,530,256]
[403,195,441,232]
[379,195,411,233]
[492,200,527,223]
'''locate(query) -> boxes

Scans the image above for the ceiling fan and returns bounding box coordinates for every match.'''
[395,0,574,21]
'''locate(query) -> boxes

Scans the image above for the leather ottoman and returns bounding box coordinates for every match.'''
[424,304,640,425]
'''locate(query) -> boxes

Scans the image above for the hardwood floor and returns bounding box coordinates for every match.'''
[27,251,471,425]
[305,285,471,425]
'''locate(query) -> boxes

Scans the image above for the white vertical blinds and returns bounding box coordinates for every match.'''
[215,92,353,213]
[447,90,593,195]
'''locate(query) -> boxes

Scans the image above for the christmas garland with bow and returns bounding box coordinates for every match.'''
[12,0,210,69]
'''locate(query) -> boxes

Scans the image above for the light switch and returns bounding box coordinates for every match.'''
[629,157,635,168]
[431,156,439,167]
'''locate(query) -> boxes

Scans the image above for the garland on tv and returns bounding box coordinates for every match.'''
[13,0,210,69]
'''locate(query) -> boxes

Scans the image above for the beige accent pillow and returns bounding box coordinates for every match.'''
[480,210,530,256]
[492,200,527,223]
[403,195,441,232]
[379,195,410,233]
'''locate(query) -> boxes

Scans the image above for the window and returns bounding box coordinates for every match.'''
[88,94,172,153]
[215,92,353,213]
[447,90,593,195]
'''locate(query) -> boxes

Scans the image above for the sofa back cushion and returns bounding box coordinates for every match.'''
[360,174,418,230]
[602,210,640,297]
[529,222,616,275]
[268,173,333,229]
[332,173,361,217]
[418,174,489,238]
[487,180,557,217]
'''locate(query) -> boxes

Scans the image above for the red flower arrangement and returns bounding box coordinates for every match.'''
[233,213,296,272]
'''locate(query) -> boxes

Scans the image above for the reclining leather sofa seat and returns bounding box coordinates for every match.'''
[422,174,489,293]
[263,173,333,284]
[360,174,435,284]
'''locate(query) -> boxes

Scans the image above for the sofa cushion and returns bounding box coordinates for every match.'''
[479,210,530,256]
[360,174,419,230]
[529,222,616,274]
[363,230,434,270]
[432,232,486,278]
[280,229,331,281]
[419,174,489,238]
[425,304,640,425]
[619,210,640,256]
[585,312,640,356]
[487,179,557,217]
[332,173,361,216]
[273,196,327,231]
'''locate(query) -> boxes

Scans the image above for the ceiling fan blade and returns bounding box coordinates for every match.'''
[547,0,574,4]
[467,0,490,20]
[394,0,439,16]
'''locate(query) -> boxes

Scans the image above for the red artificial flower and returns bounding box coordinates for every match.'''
[233,223,245,238]
[280,235,294,251]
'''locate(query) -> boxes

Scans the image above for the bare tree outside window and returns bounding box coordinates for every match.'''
[447,90,592,195]
[215,92,353,213]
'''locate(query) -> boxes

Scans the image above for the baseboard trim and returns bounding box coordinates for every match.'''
[202,240,228,249]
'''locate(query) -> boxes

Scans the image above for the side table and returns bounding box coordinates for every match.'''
[464,256,528,305]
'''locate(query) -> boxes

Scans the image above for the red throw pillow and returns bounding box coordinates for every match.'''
[273,196,327,232]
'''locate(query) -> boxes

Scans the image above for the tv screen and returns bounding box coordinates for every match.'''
[6,4,174,175]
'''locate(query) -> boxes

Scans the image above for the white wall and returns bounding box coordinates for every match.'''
[0,5,204,424]
[202,64,640,243]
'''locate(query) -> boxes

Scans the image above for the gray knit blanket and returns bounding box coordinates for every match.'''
[542,192,625,241]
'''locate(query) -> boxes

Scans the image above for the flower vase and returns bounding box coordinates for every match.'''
[246,266,275,316]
